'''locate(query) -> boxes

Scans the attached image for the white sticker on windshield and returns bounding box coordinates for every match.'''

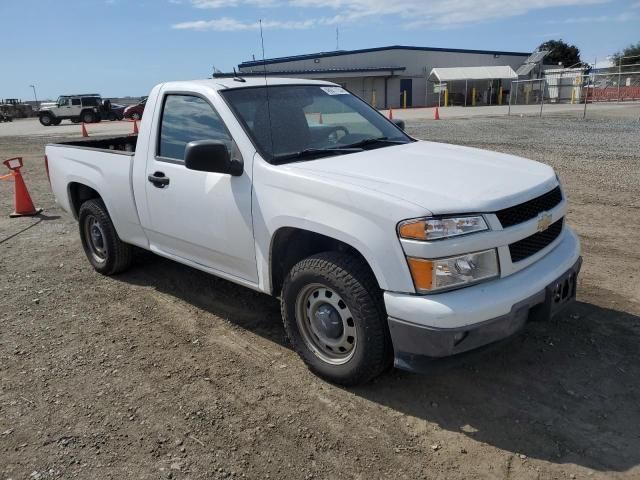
[320,86,349,95]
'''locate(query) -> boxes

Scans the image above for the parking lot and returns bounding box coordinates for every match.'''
[1,107,639,479]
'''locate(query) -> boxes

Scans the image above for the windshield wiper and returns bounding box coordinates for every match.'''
[338,137,409,149]
[272,147,361,164]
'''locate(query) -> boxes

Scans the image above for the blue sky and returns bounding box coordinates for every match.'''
[1,0,638,100]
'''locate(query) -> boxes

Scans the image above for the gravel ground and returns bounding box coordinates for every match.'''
[1,107,640,479]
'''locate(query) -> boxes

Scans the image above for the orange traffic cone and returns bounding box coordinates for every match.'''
[81,122,89,137]
[388,107,393,120]
[10,169,42,218]
[434,106,440,120]
[132,120,139,135]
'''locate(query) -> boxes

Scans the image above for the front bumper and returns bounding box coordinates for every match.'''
[385,227,581,372]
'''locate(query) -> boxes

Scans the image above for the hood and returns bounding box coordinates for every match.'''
[39,103,56,111]
[286,141,557,215]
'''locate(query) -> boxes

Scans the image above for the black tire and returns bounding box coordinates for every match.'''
[78,199,133,275]
[39,112,54,126]
[281,252,392,386]
[71,117,80,124]
[52,118,62,126]
[81,110,96,124]
[108,112,117,121]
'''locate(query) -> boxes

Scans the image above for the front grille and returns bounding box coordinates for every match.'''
[496,187,562,228]
[509,218,563,262]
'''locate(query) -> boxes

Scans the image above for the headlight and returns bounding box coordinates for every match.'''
[398,215,488,241]
[406,249,499,293]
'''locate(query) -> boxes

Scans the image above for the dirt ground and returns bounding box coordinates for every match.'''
[1,108,639,479]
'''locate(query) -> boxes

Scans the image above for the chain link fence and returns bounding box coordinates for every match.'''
[509,70,640,117]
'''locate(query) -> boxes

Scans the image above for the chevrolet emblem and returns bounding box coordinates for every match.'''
[536,212,552,232]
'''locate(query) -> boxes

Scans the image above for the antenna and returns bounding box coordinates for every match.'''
[336,27,339,50]
[259,19,274,155]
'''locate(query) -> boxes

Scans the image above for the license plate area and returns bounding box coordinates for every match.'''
[546,265,579,316]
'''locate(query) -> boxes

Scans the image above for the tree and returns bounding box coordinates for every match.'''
[536,39,582,68]
[611,42,640,72]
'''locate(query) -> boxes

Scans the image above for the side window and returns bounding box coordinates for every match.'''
[81,97,99,107]
[158,94,232,162]
[71,98,81,106]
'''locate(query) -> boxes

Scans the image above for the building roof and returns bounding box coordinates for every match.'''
[429,66,518,82]
[239,45,532,68]
[220,66,406,77]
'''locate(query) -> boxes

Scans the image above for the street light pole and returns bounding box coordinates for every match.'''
[29,84,39,109]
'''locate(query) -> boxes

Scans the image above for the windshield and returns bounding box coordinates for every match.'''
[221,85,411,163]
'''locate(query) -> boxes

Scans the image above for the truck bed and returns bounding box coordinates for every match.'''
[57,135,138,153]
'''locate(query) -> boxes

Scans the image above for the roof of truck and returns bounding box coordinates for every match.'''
[161,77,336,91]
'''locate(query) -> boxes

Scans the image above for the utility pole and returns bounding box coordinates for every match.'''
[29,84,39,109]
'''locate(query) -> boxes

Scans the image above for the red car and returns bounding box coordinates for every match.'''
[124,98,147,120]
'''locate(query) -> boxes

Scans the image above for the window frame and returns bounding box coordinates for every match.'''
[155,91,234,165]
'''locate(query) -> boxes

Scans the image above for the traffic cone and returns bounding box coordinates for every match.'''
[132,120,139,135]
[388,107,393,120]
[434,106,440,120]
[9,170,42,217]
[81,122,89,137]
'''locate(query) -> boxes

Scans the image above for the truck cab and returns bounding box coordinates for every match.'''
[39,94,104,126]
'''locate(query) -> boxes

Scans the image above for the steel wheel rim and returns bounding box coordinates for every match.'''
[84,214,107,263]
[295,283,357,365]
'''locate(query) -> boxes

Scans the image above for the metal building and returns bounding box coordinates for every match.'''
[234,45,531,108]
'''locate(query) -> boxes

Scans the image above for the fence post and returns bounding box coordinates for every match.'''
[539,79,544,117]
[472,87,476,106]
[465,79,468,107]
[444,88,448,107]
[372,90,376,108]
[508,81,513,115]
[498,86,503,105]
[583,73,589,119]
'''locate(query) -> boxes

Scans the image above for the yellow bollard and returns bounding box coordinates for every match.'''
[571,89,575,104]
[471,87,476,106]
[444,88,449,107]
[372,90,376,108]
[498,86,503,105]
[403,90,407,109]
[525,90,530,105]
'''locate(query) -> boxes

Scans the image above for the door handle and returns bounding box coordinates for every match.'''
[148,171,170,188]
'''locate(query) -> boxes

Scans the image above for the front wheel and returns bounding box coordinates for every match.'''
[39,113,54,126]
[78,199,133,275]
[281,252,391,386]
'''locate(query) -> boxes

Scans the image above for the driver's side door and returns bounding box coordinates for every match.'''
[140,93,257,284]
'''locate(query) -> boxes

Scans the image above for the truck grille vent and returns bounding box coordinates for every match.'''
[509,218,564,263]
[496,186,562,228]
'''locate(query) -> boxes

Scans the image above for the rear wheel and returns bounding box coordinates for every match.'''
[51,118,62,126]
[39,113,54,126]
[81,110,96,124]
[281,252,391,385]
[78,199,133,275]
[71,117,80,124]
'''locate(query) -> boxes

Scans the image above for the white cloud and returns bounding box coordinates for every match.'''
[547,13,637,23]
[190,0,278,7]
[173,16,315,30]
[172,0,619,32]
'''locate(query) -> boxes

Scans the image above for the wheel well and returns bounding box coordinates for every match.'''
[270,227,378,296]
[69,183,101,218]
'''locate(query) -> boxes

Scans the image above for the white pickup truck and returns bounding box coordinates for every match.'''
[46,77,581,385]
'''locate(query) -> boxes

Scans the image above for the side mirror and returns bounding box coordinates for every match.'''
[391,118,406,131]
[184,140,243,176]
